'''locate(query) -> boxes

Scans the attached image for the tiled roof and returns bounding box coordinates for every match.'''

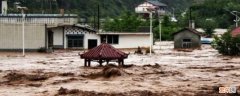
[172,28,203,36]
[231,27,240,37]
[80,43,128,60]
[147,0,167,7]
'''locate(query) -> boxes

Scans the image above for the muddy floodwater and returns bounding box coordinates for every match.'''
[0,42,239,96]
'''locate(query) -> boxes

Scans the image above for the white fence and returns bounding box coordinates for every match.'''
[0,14,78,25]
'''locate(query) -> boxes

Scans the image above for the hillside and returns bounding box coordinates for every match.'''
[4,0,199,18]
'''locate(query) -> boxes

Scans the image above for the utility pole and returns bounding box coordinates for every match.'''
[231,11,240,27]
[149,12,153,56]
[16,4,28,56]
[159,17,162,42]
[189,7,192,28]
[97,4,100,30]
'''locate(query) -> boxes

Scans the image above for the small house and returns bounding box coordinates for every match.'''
[173,28,202,49]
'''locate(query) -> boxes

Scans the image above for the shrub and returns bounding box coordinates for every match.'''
[213,32,240,56]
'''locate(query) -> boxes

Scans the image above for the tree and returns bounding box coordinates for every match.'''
[213,32,240,56]
[103,12,147,32]
[153,16,181,40]
[199,19,217,37]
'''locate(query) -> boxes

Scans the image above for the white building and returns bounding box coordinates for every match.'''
[0,1,150,51]
[97,32,150,49]
[0,14,78,51]
[49,25,150,49]
[0,15,150,51]
[135,0,167,15]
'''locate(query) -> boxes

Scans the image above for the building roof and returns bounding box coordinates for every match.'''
[49,24,97,32]
[0,14,78,18]
[80,43,128,60]
[172,28,203,36]
[147,0,167,7]
[231,27,240,37]
[97,32,150,35]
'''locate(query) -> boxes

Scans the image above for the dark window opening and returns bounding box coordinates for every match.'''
[182,39,192,48]
[183,39,191,42]
[67,35,84,48]
[101,35,119,44]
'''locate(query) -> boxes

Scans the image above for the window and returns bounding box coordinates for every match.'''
[182,39,192,48]
[67,35,84,48]
[101,35,119,44]
[183,39,191,42]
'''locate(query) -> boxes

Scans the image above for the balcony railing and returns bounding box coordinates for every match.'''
[0,14,78,25]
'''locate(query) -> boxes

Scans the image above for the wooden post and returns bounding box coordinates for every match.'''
[118,59,121,66]
[84,59,87,67]
[88,59,91,67]
[122,59,124,66]
[106,60,109,65]
[99,59,103,66]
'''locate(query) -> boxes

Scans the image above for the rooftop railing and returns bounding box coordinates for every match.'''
[0,14,78,25]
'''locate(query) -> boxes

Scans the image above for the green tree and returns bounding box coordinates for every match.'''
[103,12,146,32]
[213,32,240,56]
[199,19,217,37]
[153,16,181,40]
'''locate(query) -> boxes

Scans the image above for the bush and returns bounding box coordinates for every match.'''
[213,32,240,56]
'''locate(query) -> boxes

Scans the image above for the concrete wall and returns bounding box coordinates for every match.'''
[0,23,45,50]
[111,35,150,49]
[84,33,100,49]
[174,30,201,49]
[51,27,64,48]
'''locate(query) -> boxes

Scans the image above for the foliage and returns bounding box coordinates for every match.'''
[5,0,197,18]
[213,32,240,56]
[153,16,181,40]
[103,12,147,32]
[184,0,240,29]
[199,19,217,37]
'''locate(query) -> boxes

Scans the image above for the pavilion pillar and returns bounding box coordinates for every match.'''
[106,60,109,65]
[84,59,87,67]
[88,59,91,67]
[118,59,121,66]
[99,59,103,66]
[122,59,124,66]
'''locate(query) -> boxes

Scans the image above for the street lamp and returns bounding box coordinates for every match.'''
[147,7,156,56]
[15,2,28,56]
[157,9,165,48]
[230,11,240,27]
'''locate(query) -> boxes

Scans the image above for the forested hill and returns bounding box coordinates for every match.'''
[4,0,199,18]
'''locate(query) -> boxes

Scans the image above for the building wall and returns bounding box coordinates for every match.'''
[174,30,201,49]
[84,33,100,49]
[111,35,150,49]
[63,26,100,49]
[51,27,64,48]
[135,2,154,13]
[0,23,45,50]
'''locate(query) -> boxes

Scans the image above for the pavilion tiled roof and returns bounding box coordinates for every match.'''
[80,43,128,60]
[231,27,240,37]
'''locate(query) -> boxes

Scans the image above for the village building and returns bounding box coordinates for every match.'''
[135,0,167,16]
[173,28,202,49]
[97,31,150,49]
[0,14,78,51]
[0,14,150,51]
[0,0,150,51]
